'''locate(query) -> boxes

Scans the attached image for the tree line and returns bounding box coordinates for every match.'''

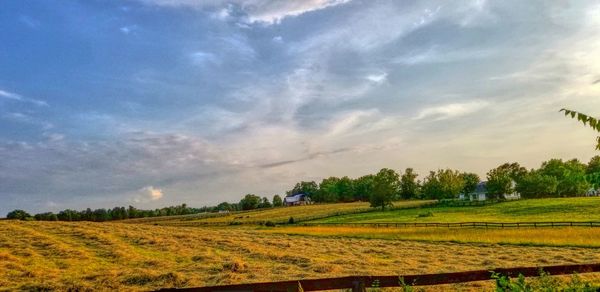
[281,156,600,209]
[6,204,200,222]
[7,156,600,219]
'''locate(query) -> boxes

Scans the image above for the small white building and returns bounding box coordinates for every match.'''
[283,194,312,206]
[458,181,520,201]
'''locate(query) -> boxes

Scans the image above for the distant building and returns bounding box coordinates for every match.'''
[283,194,312,206]
[458,181,520,201]
[459,182,487,201]
[587,188,599,197]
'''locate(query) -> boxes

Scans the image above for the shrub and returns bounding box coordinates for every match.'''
[288,217,295,224]
[265,221,276,227]
[417,211,433,218]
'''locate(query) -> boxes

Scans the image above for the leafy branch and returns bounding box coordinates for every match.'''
[560,109,600,150]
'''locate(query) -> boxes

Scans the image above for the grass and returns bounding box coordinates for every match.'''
[2,221,600,291]
[142,200,433,226]
[262,226,600,248]
[312,197,600,223]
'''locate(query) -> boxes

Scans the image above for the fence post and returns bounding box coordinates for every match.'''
[351,279,366,292]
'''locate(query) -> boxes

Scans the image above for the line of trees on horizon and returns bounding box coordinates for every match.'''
[6,156,600,220]
[280,156,600,209]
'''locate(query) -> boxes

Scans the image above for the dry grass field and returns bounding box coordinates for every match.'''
[2,220,600,291]
[139,200,433,226]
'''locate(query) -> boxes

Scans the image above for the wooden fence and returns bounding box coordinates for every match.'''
[301,221,600,228]
[155,263,600,292]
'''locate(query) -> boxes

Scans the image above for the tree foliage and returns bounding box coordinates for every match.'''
[486,162,526,199]
[421,169,464,200]
[272,195,283,207]
[539,159,590,196]
[460,172,480,195]
[560,109,600,150]
[353,175,374,201]
[239,194,262,210]
[515,170,558,198]
[286,181,319,197]
[7,209,31,220]
[369,168,400,210]
[399,168,420,199]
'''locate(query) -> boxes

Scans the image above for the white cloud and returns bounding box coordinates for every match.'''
[119,25,137,34]
[0,89,48,106]
[415,101,489,121]
[136,0,350,24]
[190,51,220,66]
[144,186,163,200]
[365,72,387,84]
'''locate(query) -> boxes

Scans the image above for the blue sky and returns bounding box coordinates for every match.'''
[1,0,600,214]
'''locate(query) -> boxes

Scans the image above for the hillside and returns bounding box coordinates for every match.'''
[133,200,433,226]
[310,197,600,224]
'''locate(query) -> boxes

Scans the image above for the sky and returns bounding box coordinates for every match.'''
[1,0,600,215]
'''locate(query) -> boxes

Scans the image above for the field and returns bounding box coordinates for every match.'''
[3,198,600,291]
[312,197,600,223]
[2,221,600,291]
[135,200,433,226]
[263,226,600,247]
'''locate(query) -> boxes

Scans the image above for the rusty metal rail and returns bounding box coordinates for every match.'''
[156,263,600,292]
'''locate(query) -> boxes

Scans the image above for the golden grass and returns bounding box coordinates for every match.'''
[262,226,600,248]
[148,200,432,226]
[2,221,600,291]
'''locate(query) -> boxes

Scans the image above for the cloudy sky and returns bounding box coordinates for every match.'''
[1,0,600,215]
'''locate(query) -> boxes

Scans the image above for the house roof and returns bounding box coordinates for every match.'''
[284,194,307,203]
[475,182,487,194]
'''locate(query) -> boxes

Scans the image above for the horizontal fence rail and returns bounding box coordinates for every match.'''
[301,221,600,228]
[155,263,600,292]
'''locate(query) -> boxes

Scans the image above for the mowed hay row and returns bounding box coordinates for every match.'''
[2,221,600,291]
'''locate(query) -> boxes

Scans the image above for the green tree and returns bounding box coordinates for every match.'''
[34,212,58,221]
[239,194,261,210]
[318,177,341,202]
[336,176,355,202]
[286,181,319,199]
[560,109,600,150]
[421,169,465,200]
[460,172,480,195]
[217,202,234,211]
[6,209,31,220]
[587,155,600,174]
[399,168,420,199]
[272,195,283,207]
[486,163,526,199]
[353,175,374,201]
[516,170,558,198]
[259,197,272,208]
[370,168,400,210]
[437,169,465,199]
[539,159,590,196]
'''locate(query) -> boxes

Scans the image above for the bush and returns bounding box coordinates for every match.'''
[265,221,276,227]
[288,217,295,224]
[417,211,433,218]
[229,221,242,225]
